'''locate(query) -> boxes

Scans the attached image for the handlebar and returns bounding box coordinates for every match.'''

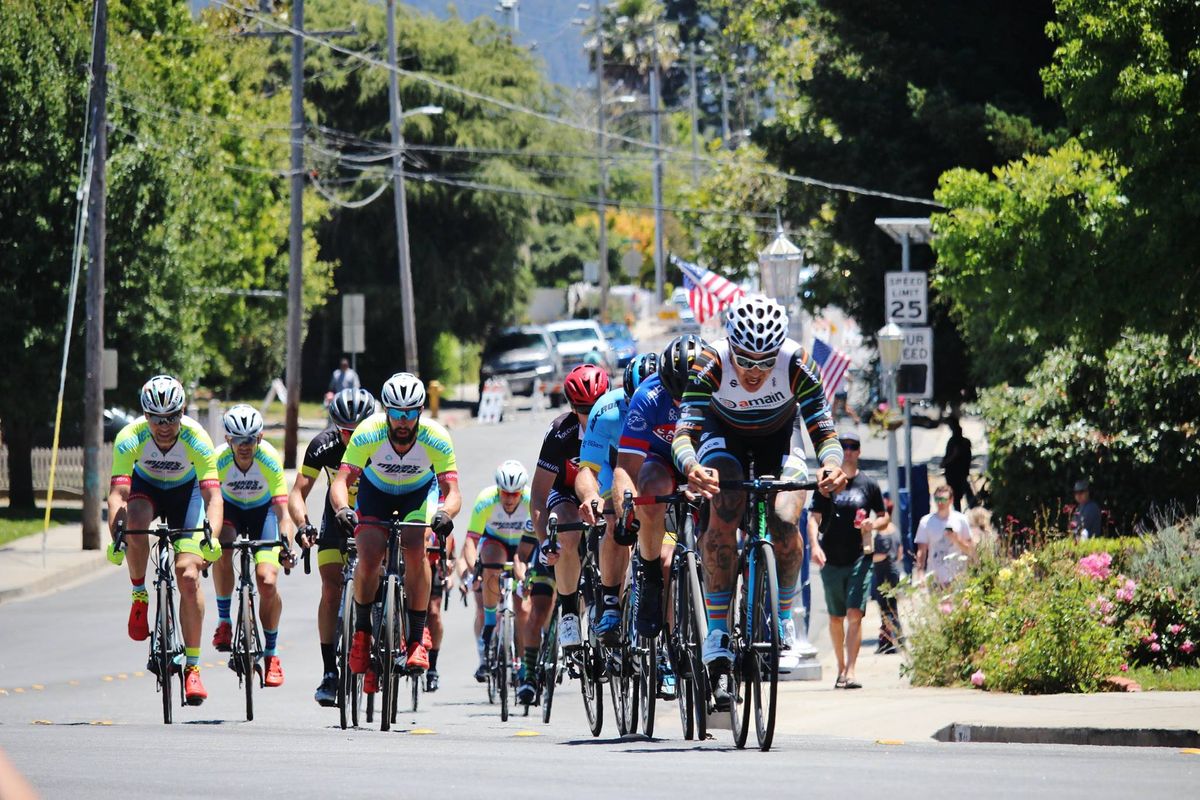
[113,518,214,554]
[718,477,820,494]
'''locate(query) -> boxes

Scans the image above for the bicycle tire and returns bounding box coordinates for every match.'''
[672,552,693,740]
[750,544,780,751]
[540,607,559,724]
[158,578,173,725]
[394,578,409,723]
[381,576,398,731]
[684,549,709,743]
[610,588,635,736]
[339,579,356,730]
[729,557,751,748]
[580,612,603,737]
[498,615,510,722]
[239,585,255,722]
[638,633,657,738]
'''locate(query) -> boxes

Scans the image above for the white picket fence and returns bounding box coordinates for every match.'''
[0,445,114,495]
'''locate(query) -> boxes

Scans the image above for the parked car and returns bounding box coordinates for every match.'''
[545,319,616,377]
[477,325,565,410]
[668,288,702,333]
[600,323,638,369]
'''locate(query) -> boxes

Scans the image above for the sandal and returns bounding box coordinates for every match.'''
[834,675,847,689]
[844,679,863,689]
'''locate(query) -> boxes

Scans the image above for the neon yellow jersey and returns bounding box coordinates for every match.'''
[467,486,533,547]
[216,441,288,510]
[110,416,219,490]
[340,413,458,494]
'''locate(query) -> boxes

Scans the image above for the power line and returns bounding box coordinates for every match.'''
[210,0,942,209]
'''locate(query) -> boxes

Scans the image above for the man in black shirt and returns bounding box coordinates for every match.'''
[809,430,888,689]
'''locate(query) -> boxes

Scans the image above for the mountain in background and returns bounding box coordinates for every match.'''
[189,1,591,88]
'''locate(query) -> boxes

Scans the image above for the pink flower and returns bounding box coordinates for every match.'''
[1150,632,1158,642]
[1168,624,1183,635]
[939,601,954,615]
[1120,663,1129,672]
[970,670,985,687]
[1182,641,1196,655]
[1115,577,1137,602]
[1076,553,1112,580]
[1150,643,1162,653]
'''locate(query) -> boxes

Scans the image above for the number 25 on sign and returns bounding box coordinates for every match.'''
[885,272,927,324]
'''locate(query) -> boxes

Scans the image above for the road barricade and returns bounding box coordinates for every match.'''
[478,378,508,424]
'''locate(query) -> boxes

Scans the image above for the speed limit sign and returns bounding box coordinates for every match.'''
[885,271,927,324]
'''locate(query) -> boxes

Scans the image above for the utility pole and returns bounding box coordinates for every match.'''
[594,0,609,322]
[282,0,305,469]
[388,0,420,376]
[82,0,108,550]
[719,72,730,146]
[688,42,700,187]
[650,30,664,304]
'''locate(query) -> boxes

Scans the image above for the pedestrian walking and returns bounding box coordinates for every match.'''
[941,417,973,510]
[871,497,902,653]
[809,430,888,689]
[914,485,974,588]
[328,357,360,395]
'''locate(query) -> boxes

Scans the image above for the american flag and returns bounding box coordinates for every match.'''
[673,256,744,324]
[811,336,852,401]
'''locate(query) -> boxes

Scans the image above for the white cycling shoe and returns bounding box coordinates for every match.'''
[701,629,734,666]
[559,613,583,650]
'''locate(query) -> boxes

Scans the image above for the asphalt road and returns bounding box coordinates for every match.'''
[2,413,1197,798]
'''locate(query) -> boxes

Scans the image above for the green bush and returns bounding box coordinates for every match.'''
[1041,536,1143,575]
[428,332,481,389]
[979,331,1200,531]
[1120,517,1200,669]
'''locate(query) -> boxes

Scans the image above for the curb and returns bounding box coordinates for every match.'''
[934,723,1200,748]
[0,552,109,606]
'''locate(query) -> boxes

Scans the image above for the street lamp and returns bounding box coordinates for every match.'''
[877,322,903,516]
[390,0,444,376]
[758,220,805,339]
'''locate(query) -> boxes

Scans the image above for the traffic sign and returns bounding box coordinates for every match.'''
[885,271,927,324]
[898,326,933,400]
[342,293,365,354]
[621,249,641,279]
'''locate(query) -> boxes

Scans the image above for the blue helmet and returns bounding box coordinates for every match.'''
[622,353,659,401]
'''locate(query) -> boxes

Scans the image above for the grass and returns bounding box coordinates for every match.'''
[0,506,84,547]
[1126,666,1200,692]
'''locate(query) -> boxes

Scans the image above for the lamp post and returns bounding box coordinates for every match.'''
[757,218,805,340]
[388,0,442,375]
[877,322,903,510]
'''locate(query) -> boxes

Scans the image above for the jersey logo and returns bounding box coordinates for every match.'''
[697,436,726,461]
[226,479,262,492]
[627,413,649,433]
[716,391,787,410]
[142,459,185,472]
[652,423,676,444]
[376,463,426,475]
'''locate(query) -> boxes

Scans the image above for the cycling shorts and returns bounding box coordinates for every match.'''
[478,532,538,563]
[547,488,580,514]
[695,415,808,482]
[355,475,439,530]
[221,503,281,567]
[128,473,205,558]
[316,509,349,569]
[527,542,556,598]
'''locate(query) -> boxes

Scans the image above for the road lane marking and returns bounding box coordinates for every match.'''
[13,688,25,693]
[134,672,145,678]
[0,689,7,696]
[514,731,540,737]
[409,728,436,735]
[68,680,80,686]
[117,674,128,680]
[91,720,114,726]
[876,739,904,746]
[32,720,51,725]
[1182,749,1200,756]
[31,684,44,690]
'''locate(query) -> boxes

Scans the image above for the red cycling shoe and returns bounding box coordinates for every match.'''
[406,643,430,672]
[421,627,433,650]
[128,597,150,641]
[211,621,232,652]
[264,656,284,687]
[363,669,378,694]
[184,667,207,706]
[349,631,372,674]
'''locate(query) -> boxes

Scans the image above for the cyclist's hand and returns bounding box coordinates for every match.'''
[297,524,317,549]
[578,496,602,526]
[810,542,827,568]
[818,466,847,497]
[280,546,298,571]
[335,507,358,535]
[431,510,454,539]
[687,465,720,499]
[106,541,125,567]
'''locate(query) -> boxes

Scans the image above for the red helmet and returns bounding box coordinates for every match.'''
[563,364,609,407]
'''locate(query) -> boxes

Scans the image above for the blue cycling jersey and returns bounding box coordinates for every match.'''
[619,373,680,466]
[578,387,627,497]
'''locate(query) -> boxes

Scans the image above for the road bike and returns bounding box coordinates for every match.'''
[535,519,564,724]
[225,531,291,722]
[488,560,520,721]
[720,469,823,751]
[112,519,214,725]
[300,526,361,730]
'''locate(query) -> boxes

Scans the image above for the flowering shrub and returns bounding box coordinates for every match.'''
[1076,552,1112,580]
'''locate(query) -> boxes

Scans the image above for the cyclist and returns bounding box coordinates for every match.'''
[106,375,224,705]
[528,365,610,652]
[465,461,535,692]
[424,526,456,692]
[287,387,376,706]
[329,373,460,678]
[575,353,659,646]
[210,405,296,687]
[672,295,848,709]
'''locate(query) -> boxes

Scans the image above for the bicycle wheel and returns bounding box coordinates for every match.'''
[394,583,409,723]
[579,611,603,737]
[609,590,634,736]
[638,632,657,738]
[497,615,510,721]
[728,555,751,748]
[157,580,174,725]
[540,608,559,724]
[672,553,694,740]
[338,579,357,730]
[239,585,256,722]
[749,544,780,751]
[684,549,709,743]
[381,576,398,731]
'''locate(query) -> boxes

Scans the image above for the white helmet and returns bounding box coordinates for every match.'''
[381,372,426,409]
[725,294,789,355]
[140,375,185,415]
[494,459,529,493]
[222,404,263,439]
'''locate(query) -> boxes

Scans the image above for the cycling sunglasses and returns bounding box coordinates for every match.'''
[571,404,594,416]
[387,407,421,422]
[731,351,777,371]
[149,413,182,427]
[231,435,258,446]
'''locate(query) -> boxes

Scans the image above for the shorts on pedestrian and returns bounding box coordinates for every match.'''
[821,557,872,618]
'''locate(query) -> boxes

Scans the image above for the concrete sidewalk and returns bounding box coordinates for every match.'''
[0,523,105,605]
[768,568,1200,746]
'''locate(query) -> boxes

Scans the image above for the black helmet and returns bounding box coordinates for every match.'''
[622,352,659,401]
[659,335,706,401]
[329,388,376,428]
